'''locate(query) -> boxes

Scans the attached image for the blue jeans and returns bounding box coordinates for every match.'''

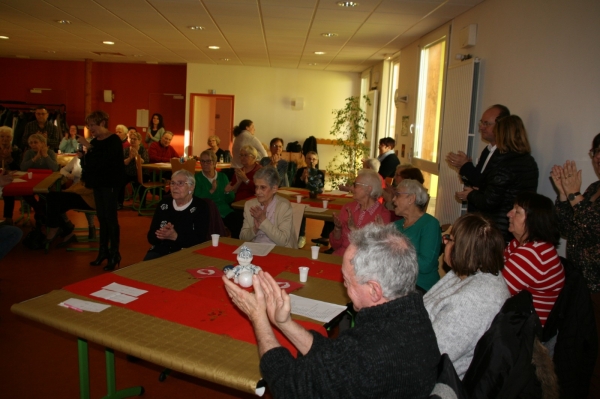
[0,225,23,260]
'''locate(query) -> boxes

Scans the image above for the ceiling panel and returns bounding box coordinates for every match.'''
[0,0,483,69]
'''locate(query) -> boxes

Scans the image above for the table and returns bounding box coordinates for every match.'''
[232,187,354,222]
[57,153,76,167]
[11,238,348,397]
[3,171,62,196]
[142,162,231,174]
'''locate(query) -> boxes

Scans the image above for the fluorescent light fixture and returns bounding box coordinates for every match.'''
[337,1,359,6]
[208,46,220,50]
[103,41,115,45]
[220,58,230,61]
[56,20,71,24]
[188,26,204,30]
[0,36,9,40]
[321,33,338,37]
[30,88,52,94]
[307,63,318,66]
[314,51,326,55]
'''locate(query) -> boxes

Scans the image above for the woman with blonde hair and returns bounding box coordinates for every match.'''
[207,135,227,161]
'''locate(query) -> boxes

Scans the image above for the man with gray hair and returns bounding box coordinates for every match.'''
[223,223,440,398]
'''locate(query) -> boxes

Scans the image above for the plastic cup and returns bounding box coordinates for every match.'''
[211,234,220,247]
[296,195,302,203]
[27,172,32,179]
[310,245,319,260]
[299,267,309,283]
[322,200,328,209]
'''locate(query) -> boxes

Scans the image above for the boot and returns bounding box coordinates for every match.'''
[88,226,97,239]
[103,251,121,272]
[103,225,120,271]
[90,246,109,266]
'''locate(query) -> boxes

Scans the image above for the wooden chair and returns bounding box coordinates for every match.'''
[170,158,196,174]
[132,155,166,216]
[65,209,99,252]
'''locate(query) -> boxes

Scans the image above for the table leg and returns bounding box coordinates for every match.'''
[78,338,90,399]
[102,347,144,399]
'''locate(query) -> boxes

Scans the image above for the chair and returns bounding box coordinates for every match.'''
[429,354,468,399]
[65,209,99,252]
[170,158,196,174]
[542,257,598,398]
[132,156,166,216]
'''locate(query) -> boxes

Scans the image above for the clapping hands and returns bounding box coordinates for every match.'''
[155,222,177,241]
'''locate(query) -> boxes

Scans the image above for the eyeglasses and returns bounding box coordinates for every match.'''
[171,181,190,187]
[353,182,370,188]
[589,148,600,157]
[442,234,454,244]
[200,159,213,164]
[478,120,495,128]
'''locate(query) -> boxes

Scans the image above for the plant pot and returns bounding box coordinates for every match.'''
[309,192,318,199]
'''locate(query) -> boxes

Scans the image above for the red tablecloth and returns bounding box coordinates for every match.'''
[3,169,54,196]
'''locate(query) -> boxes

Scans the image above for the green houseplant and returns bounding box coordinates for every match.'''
[326,95,371,189]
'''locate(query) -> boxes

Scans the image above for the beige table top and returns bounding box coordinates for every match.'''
[57,153,76,167]
[11,238,347,395]
[232,188,354,222]
[142,162,231,172]
[33,172,63,194]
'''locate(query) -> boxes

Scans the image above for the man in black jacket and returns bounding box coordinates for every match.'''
[377,137,400,180]
[223,223,440,398]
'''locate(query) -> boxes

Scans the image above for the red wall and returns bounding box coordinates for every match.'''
[0,58,186,153]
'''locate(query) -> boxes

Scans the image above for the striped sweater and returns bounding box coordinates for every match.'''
[503,240,565,325]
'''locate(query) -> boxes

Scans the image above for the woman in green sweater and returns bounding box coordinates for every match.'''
[194,150,243,238]
[392,179,441,292]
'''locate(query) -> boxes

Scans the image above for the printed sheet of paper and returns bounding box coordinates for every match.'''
[305,206,328,213]
[233,242,276,256]
[102,282,148,297]
[91,289,138,304]
[59,298,111,312]
[12,171,25,176]
[289,294,346,323]
[11,178,27,183]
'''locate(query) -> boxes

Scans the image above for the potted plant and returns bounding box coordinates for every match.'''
[306,168,324,199]
[326,96,370,189]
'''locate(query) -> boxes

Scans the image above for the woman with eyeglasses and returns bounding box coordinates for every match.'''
[225,145,263,201]
[144,170,209,260]
[194,150,241,238]
[392,179,441,292]
[424,213,510,379]
[551,132,600,294]
[329,169,391,256]
[260,137,289,187]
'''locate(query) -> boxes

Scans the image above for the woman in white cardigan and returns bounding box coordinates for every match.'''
[423,213,510,379]
[240,166,297,248]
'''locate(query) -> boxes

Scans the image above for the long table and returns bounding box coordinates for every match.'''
[11,238,348,397]
[142,162,231,174]
[232,187,354,222]
[3,171,62,196]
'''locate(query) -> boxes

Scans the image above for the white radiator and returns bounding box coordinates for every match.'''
[435,58,479,225]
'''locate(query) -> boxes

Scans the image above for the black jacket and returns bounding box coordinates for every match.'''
[378,153,400,179]
[466,151,538,241]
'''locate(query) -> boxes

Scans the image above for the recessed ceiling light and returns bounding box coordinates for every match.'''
[337,1,359,7]
[321,33,338,38]
[308,63,318,66]
[0,36,8,40]
[220,58,230,61]
[208,46,220,50]
[314,51,326,55]
[188,26,204,30]
[56,20,71,24]
[103,41,115,45]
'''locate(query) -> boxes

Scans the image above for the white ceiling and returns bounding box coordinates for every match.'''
[0,0,483,72]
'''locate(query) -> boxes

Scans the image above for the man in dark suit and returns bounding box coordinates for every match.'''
[377,137,400,181]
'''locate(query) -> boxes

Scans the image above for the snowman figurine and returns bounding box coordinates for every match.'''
[226,246,262,287]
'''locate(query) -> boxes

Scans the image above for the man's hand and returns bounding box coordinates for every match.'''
[446,151,470,169]
[455,186,474,201]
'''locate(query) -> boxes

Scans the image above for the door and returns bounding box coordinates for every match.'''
[189,94,234,157]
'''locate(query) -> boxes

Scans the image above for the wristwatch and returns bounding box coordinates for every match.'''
[244,179,250,184]
[567,192,581,201]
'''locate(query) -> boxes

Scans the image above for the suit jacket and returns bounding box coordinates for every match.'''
[459,146,496,188]
[240,195,297,248]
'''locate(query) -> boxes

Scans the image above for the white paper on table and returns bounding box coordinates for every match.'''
[276,189,300,196]
[289,294,347,323]
[233,242,276,256]
[102,282,148,297]
[323,190,349,196]
[12,171,25,176]
[60,298,111,312]
[11,178,27,183]
[304,206,328,213]
[91,289,138,304]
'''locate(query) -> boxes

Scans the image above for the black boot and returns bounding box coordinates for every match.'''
[88,226,96,239]
[90,246,109,266]
[104,251,121,271]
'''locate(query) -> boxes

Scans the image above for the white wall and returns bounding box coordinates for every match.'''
[185,64,360,168]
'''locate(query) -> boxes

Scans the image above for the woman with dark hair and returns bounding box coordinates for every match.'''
[80,110,125,271]
[424,213,510,379]
[145,113,165,145]
[260,137,289,187]
[551,132,600,294]
[231,119,267,168]
[456,115,539,242]
[502,192,565,326]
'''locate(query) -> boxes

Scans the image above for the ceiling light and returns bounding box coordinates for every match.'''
[314,51,326,55]
[188,26,204,30]
[337,1,359,7]
[208,46,220,50]
[103,41,115,45]
[321,33,338,38]
[56,20,71,24]
[0,36,8,40]
[308,63,318,66]
[220,58,230,61]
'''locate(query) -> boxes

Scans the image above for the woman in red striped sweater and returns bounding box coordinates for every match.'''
[502,192,565,326]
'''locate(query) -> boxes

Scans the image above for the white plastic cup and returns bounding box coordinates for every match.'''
[322,200,328,209]
[296,195,302,203]
[27,172,32,179]
[310,245,319,260]
[299,266,309,283]
[211,234,220,247]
